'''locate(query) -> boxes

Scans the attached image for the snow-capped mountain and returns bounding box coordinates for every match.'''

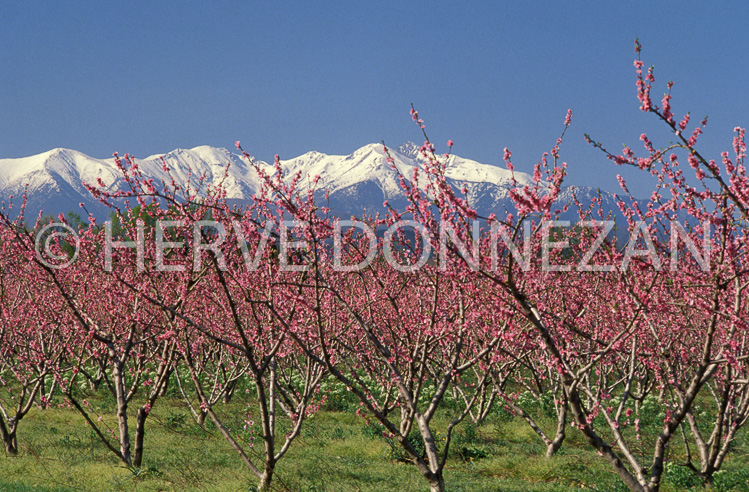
[0,143,622,224]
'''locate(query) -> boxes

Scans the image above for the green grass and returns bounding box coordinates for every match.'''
[2,391,749,491]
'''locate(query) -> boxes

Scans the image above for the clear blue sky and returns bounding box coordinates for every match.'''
[2,1,747,197]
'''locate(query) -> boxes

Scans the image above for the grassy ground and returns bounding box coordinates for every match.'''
[2,391,749,491]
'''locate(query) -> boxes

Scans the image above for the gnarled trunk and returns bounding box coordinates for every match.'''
[0,423,18,456]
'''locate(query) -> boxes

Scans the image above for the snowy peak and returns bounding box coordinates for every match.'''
[395,141,421,159]
[0,148,121,198]
[0,143,603,222]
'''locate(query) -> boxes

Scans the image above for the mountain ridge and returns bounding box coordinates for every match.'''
[0,143,622,224]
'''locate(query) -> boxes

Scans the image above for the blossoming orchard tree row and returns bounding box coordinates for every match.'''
[1,43,749,492]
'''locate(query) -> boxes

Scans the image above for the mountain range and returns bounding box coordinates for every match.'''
[0,143,625,225]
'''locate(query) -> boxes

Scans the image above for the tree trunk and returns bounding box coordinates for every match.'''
[133,406,148,468]
[1,428,18,455]
[158,370,171,396]
[91,364,105,391]
[112,361,133,467]
[566,387,647,491]
[258,462,275,491]
[428,474,445,492]
[546,432,565,458]
[415,415,445,492]
[223,378,237,404]
[546,402,567,458]
[700,468,715,487]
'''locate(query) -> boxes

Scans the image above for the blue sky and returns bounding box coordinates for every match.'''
[1,1,747,197]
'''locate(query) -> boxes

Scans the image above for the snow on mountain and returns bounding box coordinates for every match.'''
[0,143,619,224]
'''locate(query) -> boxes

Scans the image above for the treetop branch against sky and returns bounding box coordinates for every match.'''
[1,2,748,198]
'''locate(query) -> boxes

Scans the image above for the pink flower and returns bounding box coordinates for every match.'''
[447,139,454,147]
